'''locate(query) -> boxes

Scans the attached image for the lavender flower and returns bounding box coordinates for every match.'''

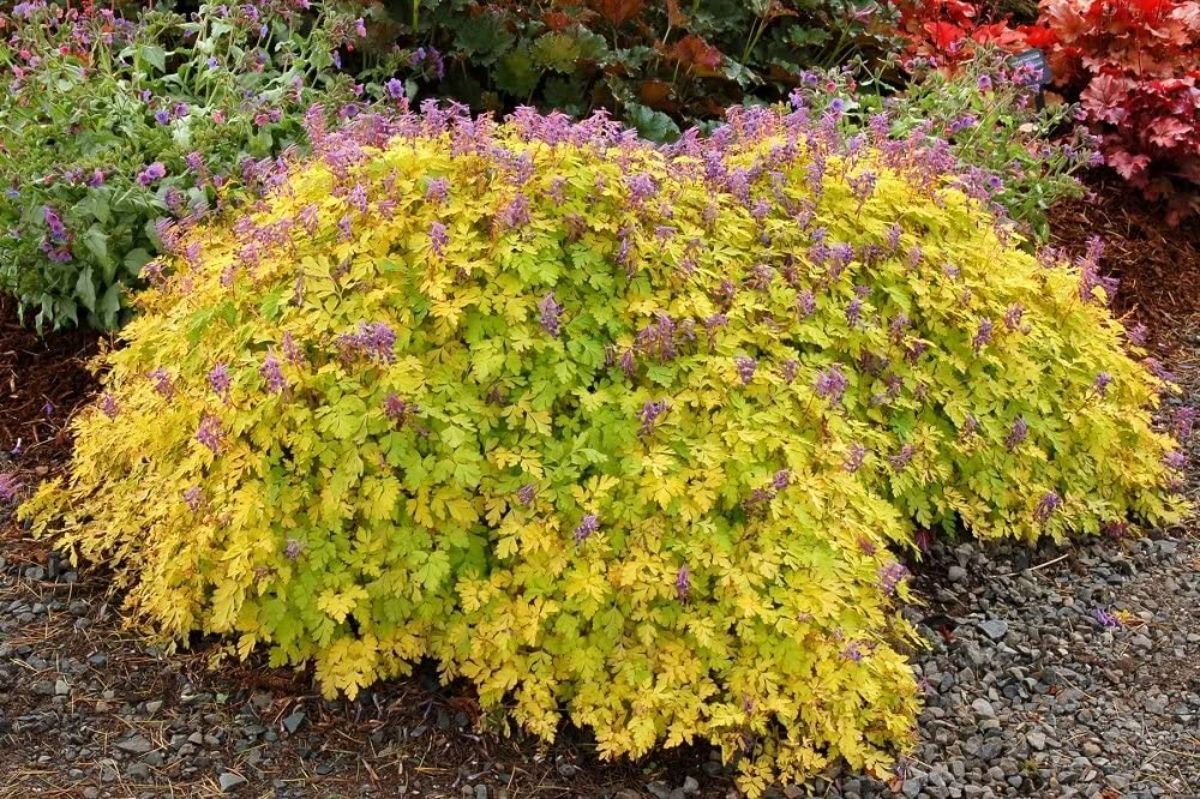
[183,486,203,512]
[772,469,791,490]
[815,365,848,404]
[149,368,173,398]
[972,319,993,352]
[878,561,908,594]
[209,363,232,399]
[428,221,448,257]
[538,293,563,336]
[1091,607,1120,629]
[1003,303,1025,332]
[734,356,757,386]
[780,359,798,384]
[284,538,304,560]
[889,444,915,472]
[842,642,864,662]
[1163,451,1188,470]
[675,565,691,601]
[1034,491,1062,524]
[1173,407,1197,440]
[196,414,223,454]
[844,442,866,473]
[574,514,599,544]
[796,290,816,318]
[425,177,449,203]
[1005,417,1028,451]
[385,78,405,101]
[137,162,166,186]
[498,195,531,229]
[261,352,286,394]
[517,484,537,507]
[384,393,417,427]
[1093,372,1112,397]
[639,400,668,435]
[100,393,119,419]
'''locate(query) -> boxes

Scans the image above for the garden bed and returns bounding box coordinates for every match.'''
[0,176,1197,797]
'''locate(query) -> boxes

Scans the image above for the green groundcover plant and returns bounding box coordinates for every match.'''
[0,0,361,330]
[23,103,1184,793]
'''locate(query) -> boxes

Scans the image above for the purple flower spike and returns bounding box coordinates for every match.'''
[183,486,203,512]
[209,363,232,400]
[100,394,119,419]
[539,293,563,336]
[1005,417,1028,451]
[284,538,304,560]
[574,514,599,544]
[734,356,757,385]
[261,352,286,394]
[675,564,691,601]
[1035,491,1062,524]
[815,365,848,404]
[196,414,223,454]
[878,561,908,594]
[137,162,166,186]
[517,484,537,507]
[639,400,668,435]
[429,221,448,257]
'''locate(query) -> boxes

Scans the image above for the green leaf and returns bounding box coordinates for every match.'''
[622,102,680,143]
[494,48,540,97]
[74,267,97,313]
[138,44,167,73]
[453,14,515,66]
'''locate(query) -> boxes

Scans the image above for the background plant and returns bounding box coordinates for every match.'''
[25,103,1183,794]
[350,0,905,142]
[1029,0,1200,223]
[790,51,1095,240]
[0,0,361,330]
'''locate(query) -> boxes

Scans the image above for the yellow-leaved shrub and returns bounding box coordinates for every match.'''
[23,105,1183,794]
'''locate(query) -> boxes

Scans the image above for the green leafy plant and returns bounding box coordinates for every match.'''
[353,0,905,141]
[24,104,1183,794]
[0,0,361,330]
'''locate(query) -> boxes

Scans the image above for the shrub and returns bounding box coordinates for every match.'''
[0,0,361,330]
[351,0,904,141]
[1030,0,1200,223]
[24,104,1182,793]
[890,0,1031,63]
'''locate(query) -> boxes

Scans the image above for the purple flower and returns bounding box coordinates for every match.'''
[1035,491,1062,524]
[780,359,798,383]
[384,393,417,427]
[1091,607,1120,629]
[538,293,563,336]
[625,172,657,203]
[675,565,691,601]
[284,538,304,560]
[43,206,67,241]
[183,486,203,512]
[498,195,531,229]
[196,414,223,454]
[972,319,993,352]
[340,322,397,364]
[517,484,537,507]
[261,352,286,394]
[878,561,908,594]
[889,444,915,472]
[100,393,119,419]
[844,443,866,472]
[734,356,757,385]
[772,469,791,490]
[149,368,173,398]
[1094,372,1112,397]
[796,290,816,318]
[977,74,993,91]
[842,641,863,662]
[1005,418,1028,451]
[815,365,848,404]
[1163,451,1187,470]
[137,162,166,186]
[385,78,405,101]
[354,17,367,37]
[428,221,448,257]
[1126,323,1148,347]
[425,177,449,203]
[154,109,171,125]
[639,400,668,435]
[1003,303,1025,332]
[209,363,232,399]
[0,473,22,502]
[574,514,599,544]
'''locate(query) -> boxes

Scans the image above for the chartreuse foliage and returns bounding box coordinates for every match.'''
[24,104,1183,793]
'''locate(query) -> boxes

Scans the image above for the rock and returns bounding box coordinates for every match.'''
[683,776,700,794]
[144,700,163,714]
[1026,731,1047,751]
[970,698,996,719]
[948,565,968,582]
[978,619,1009,641]
[218,772,247,793]
[283,710,306,734]
[115,735,154,755]
[646,781,671,799]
